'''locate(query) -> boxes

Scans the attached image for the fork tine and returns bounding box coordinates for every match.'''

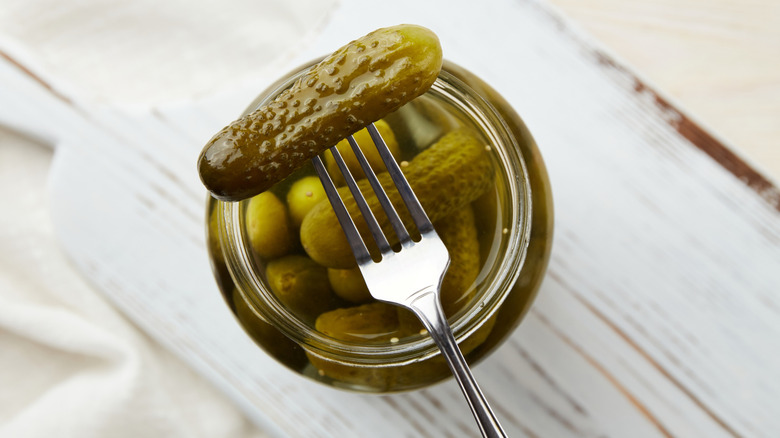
[311,155,372,264]
[329,141,393,256]
[366,123,434,235]
[349,123,414,246]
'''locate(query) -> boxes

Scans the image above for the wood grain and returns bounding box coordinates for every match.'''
[548,0,780,181]
[591,53,780,211]
[1,0,778,436]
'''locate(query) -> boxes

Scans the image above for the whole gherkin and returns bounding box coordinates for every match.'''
[198,24,443,201]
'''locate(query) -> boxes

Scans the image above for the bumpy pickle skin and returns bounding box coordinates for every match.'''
[198,24,443,201]
[265,255,338,323]
[246,191,295,259]
[301,129,493,268]
[398,204,482,334]
[324,119,401,185]
[435,204,481,315]
[308,302,403,389]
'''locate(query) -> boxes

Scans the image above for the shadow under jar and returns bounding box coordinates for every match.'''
[206,59,554,393]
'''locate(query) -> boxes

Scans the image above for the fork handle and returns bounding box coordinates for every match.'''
[408,290,508,438]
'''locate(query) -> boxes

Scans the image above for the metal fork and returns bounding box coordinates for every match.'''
[311,123,507,438]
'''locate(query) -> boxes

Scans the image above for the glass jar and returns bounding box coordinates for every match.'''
[206,59,554,393]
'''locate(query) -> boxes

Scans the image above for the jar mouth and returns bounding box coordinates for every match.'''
[217,59,533,366]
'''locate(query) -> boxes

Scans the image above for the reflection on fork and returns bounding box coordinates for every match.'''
[312,122,507,438]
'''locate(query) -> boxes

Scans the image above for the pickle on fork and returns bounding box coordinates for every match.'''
[198,24,443,201]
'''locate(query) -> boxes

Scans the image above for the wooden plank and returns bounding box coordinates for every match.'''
[1,0,778,436]
[546,0,780,180]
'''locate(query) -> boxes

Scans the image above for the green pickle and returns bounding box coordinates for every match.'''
[432,204,481,316]
[198,24,443,201]
[324,119,401,185]
[315,302,402,343]
[308,302,496,390]
[286,176,327,228]
[308,302,441,390]
[265,255,339,323]
[398,204,482,334]
[246,191,295,259]
[327,267,372,303]
[301,130,493,269]
[202,27,554,393]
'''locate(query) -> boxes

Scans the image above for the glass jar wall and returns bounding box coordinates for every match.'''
[206,60,553,392]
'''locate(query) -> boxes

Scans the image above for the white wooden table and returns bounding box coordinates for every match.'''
[1,0,778,436]
[548,0,780,180]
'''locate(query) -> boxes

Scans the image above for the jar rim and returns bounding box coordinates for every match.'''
[216,59,533,365]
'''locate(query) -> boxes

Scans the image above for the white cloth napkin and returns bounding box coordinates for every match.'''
[0,130,267,437]
[0,1,336,436]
